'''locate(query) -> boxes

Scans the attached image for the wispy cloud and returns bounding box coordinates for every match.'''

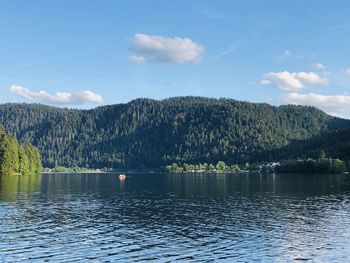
[0,59,48,73]
[311,63,326,69]
[128,55,146,64]
[261,71,329,90]
[129,33,204,64]
[211,39,242,62]
[0,46,115,73]
[274,50,292,62]
[260,23,350,44]
[212,22,350,62]
[194,5,228,20]
[11,85,103,105]
[345,68,350,76]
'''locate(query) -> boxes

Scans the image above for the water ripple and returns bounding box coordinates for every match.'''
[1,173,350,262]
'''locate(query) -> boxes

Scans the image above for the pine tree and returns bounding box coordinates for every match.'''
[0,125,42,175]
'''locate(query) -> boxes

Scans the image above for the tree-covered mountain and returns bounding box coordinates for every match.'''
[0,125,42,175]
[277,126,350,161]
[0,97,348,169]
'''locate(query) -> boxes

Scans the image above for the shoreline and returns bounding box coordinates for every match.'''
[40,171,350,175]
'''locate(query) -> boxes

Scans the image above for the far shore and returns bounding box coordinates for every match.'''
[40,170,350,175]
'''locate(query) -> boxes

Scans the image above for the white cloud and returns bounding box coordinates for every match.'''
[128,55,146,64]
[260,79,271,85]
[11,85,103,105]
[283,92,350,114]
[261,71,329,90]
[274,50,292,62]
[129,33,204,64]
[312,63,326,69]
[78,90,103,104]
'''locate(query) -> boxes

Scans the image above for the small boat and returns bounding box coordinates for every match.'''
[119,174,126,180]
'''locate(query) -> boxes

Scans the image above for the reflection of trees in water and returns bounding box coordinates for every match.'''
[164,173,350,198]
[164,173,273,198]
[1,172,350,257]
[115,173,350,244]
[40,173,117,194]
[165,173,229,198]
[0,174,42,202]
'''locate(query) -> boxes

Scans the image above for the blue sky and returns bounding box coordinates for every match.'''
[1,0,350,117]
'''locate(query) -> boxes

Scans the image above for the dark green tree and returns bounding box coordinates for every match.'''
[0,97,348,169]
[0,124,42,175]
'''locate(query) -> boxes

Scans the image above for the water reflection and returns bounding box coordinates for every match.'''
[1,172,343,199]
[164,172,350,198]
[0,174,41,202]
[0,172,350,262]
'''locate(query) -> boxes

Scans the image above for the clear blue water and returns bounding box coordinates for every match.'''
[1,172,350,262]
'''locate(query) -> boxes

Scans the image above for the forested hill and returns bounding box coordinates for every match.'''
[0,97,349,169]
[277,126,350,161]
[0,125,42,175]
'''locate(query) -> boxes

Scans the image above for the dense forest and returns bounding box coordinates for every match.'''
[0,97,349,169]
[0,125,42,175]
[274,126,350,161]
[276,156,349,174]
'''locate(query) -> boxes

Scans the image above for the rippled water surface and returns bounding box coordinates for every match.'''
[1,172,350,262]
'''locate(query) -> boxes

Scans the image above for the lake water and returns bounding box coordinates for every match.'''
[1,172,350,262]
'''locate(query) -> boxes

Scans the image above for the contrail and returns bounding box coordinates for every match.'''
[259,23,350,43]
[0,46,115,73]
[212,22,350,61]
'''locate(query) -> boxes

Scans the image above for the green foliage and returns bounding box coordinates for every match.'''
[43,166,99,173]
[18,145,30,174]
[0,97,348,169]
[165,163,184,173]
[216,161,227,171]
[275,157,347,174]
[0,132,19,174]
[275,127,350,161]
[0,125,42,175]
[24,144,42,175]
[166,161,241,173]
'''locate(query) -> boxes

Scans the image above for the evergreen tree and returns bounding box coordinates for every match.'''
[0,125,42,175]
[0,97,348,169]
[18,145,30,174]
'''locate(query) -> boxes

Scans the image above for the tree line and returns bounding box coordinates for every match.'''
[166,153,350,174]
[0,125,42,175]
[276,156,349,174]
[165,161,241,173]
[0,97,348,170]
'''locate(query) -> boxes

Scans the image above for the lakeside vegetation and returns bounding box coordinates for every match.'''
[276,158,349,174]
[165,161,241,173]
[43,166,103,173]
[0,97,349,170]
[0,125,42,176]
[166,152,349,174]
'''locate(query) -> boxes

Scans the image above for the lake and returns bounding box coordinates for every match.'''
[1,172,350,262]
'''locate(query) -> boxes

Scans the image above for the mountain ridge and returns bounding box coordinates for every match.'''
[0,96,349,169]
[2,95,346,113]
